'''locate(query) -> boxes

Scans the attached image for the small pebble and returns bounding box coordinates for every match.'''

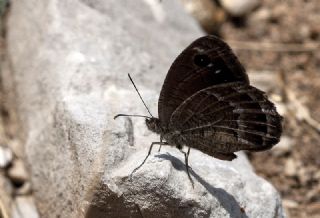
[220,0,259,16]
[252,8,271,21]
[12,196,39,218]
[284,158,297,177]
[0,146,13,169]
[282,199,299,208]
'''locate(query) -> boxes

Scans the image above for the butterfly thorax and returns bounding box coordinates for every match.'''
[163,131,185,150]
[146,118,185,149]
[145,117,164,134]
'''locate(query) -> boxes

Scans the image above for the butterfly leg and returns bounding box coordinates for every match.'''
[130,141,168,180]
[182,147,194,187]
[158,135,164,152]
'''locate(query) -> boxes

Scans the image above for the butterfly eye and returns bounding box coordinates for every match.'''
[193,54,211,67]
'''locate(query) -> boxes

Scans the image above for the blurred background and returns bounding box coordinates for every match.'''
[0,0,319,218]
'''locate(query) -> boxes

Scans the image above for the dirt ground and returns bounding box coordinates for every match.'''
[215,0,320,217]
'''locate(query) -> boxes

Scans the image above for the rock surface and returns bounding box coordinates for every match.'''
[3,0,284,217]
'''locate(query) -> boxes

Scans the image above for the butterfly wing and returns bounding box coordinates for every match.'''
[158,35,249,129]
[168,82,282,160]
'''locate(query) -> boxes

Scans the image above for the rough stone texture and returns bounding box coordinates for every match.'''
[3,0,284,217]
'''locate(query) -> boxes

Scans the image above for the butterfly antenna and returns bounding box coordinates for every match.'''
[127,73,154,118]
[114,114,151,120]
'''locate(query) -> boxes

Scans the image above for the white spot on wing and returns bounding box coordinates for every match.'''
[193,47,205,52]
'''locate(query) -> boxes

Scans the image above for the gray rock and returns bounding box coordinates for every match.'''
[3,0,284,217]
[102,147,284,218]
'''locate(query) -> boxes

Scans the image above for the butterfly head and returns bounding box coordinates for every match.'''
[146,117,162,134]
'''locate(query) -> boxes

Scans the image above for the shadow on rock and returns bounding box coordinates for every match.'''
[155,152,249,218]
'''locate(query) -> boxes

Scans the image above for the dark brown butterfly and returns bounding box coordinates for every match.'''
[115,35,282,183]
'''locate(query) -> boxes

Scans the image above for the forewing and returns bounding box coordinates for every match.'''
[158,35,249,128]
[169,82,282,156]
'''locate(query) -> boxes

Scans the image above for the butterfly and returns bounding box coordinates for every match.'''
[115,35,282,184]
